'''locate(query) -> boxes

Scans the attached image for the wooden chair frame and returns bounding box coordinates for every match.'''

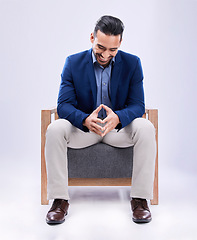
[41,108,158,205]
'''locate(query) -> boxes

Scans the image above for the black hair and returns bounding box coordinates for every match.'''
[94,15,124,41]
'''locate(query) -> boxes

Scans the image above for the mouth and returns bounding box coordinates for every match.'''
[97,54,112,64]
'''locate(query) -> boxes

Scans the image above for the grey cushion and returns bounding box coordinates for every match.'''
[68,143,133,178]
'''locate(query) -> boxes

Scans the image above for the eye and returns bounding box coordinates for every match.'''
[98,45,104,50]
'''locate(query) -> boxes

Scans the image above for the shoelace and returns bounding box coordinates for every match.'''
[49,200,68,213]
[132,199,150,211]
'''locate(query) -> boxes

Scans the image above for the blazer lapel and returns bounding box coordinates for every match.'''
[110,51,122,109]
[86,49,97,108]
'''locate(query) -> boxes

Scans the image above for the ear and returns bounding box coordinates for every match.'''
[90,32,94,44]
[119,38,123,47]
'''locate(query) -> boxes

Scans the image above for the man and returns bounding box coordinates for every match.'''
[45,15,156,224]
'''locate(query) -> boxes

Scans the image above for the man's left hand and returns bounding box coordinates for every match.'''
[101,104,120,137]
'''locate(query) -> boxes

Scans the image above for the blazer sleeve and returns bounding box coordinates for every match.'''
[114,58,145,129]
[57,56,89,132]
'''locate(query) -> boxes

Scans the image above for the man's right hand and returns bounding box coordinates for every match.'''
[83,105,104,136]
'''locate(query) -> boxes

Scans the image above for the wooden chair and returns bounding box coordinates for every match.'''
[41,108,158,205]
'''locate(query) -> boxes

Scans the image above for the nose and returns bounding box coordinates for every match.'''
[101,50,110,60]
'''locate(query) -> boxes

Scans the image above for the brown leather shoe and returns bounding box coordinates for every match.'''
[131,198,152,223]
[46,199,69,225]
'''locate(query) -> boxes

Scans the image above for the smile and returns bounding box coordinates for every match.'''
[99,58,108,63]
[97,55,112,63]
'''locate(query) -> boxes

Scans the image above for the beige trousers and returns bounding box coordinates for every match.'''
[45,118,156,200]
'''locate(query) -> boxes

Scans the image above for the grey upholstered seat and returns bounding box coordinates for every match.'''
[68,143,133,178]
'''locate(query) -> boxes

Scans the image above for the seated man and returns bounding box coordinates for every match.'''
[45,15,156,224]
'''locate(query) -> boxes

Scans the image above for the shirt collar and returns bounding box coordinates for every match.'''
[92,50,115,67]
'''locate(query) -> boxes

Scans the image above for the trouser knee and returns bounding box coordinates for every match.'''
[131,118,155,140]
[46,119,72,140]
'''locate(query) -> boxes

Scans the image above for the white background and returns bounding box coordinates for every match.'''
[0,0,197,239]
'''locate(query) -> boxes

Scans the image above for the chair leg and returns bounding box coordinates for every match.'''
[148,109,159,205]
[41,110,51,205]
[151,153,158,205]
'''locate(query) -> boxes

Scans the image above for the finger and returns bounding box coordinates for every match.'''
[91,126,103,136]
[89,118,104,126]
[102,115,111,124]
[92,129,102,136]
[92,117,104,124]
[101,126,111,137]
[103,121,113,132]
[101,104,112,114]
[89,122,101,131]
[91,122,103,131]
[94,104,103,114]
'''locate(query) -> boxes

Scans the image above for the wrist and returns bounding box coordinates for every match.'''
[116,114,120,124]
[82,115,89,126]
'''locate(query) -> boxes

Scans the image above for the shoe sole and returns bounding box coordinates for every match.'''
[46,212,67,225]
[132,217,152,224]
[46,219,65,225]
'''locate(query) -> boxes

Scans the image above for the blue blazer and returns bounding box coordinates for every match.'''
[57,49,145,132]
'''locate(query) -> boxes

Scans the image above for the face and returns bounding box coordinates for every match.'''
[90,30,122,67]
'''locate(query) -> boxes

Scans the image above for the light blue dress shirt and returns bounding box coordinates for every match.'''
[92,51,115,119]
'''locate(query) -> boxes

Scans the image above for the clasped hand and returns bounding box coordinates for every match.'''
[83,104,120,137]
